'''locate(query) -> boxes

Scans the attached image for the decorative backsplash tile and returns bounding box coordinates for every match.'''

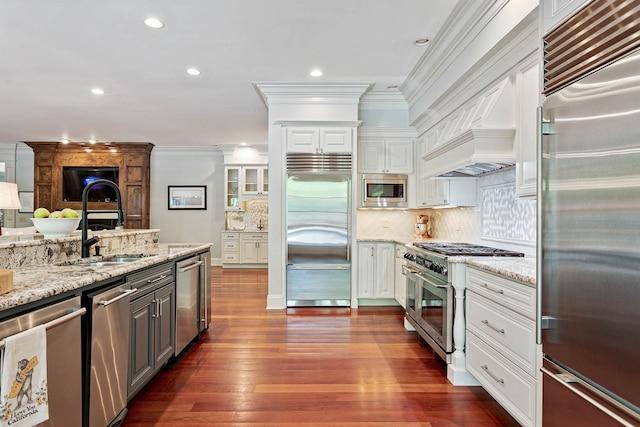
[245,198,268,230]
[481,183,535,243]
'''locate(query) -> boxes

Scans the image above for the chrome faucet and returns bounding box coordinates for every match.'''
[81,179,124,258]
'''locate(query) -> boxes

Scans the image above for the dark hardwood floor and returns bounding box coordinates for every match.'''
[124,267,520,426]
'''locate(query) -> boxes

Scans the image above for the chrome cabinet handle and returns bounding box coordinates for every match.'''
[152,299,158,318]
[481,283,504,294]
[481,365,504,384]
[147,274,167,284]
[481,319,505,334]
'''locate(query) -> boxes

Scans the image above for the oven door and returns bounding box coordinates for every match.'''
[415,270,453,354]
[404,265,419,319]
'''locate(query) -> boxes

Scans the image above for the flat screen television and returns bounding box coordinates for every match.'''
[62,167,119,202]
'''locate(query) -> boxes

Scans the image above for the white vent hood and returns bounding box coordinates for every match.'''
[421,78,516,178]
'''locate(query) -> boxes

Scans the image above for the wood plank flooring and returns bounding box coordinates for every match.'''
[123,268,520,426]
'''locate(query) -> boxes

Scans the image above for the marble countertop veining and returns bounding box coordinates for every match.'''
[0,242,211,313]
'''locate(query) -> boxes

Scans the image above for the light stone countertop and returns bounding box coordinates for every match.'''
[0,242,211,314]
[450,256,537,286]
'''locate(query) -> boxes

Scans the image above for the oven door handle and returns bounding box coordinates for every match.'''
[415,272,448,288]
[402,265,419,275]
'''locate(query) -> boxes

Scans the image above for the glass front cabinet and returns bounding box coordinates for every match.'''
[224,165,268,210]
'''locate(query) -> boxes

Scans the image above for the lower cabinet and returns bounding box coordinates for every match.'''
[394,244,407,309]
[465,267,538,427]
[357,241,395,301]
[221,231,268,267]
[128,264,176,400]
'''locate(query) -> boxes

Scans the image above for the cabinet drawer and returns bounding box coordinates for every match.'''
[222,232,239,240]
[467,333,536,427]
[128,263,174,296]
[241,233,267,241]
[466,268,536,319]
[467,292,536,374]
[223,240,239,250]
[223,253,239,263]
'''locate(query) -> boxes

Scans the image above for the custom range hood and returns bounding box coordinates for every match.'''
[422,78,516,178]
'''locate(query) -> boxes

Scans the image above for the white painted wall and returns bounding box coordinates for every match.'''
[150,146,225,260]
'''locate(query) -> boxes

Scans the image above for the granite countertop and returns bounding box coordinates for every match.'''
[0,228,161,249]
[0,242,211,313]
[452,256,537,286]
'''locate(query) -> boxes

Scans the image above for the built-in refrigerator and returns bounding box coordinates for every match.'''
[286,153,352,307]
[539,2,640,425]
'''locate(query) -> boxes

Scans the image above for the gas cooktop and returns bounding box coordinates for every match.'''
[413,242,524,257]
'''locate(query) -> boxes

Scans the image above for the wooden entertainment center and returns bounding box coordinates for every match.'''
[24,142,153,229]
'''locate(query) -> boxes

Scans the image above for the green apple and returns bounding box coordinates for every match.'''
[49,210,64,218]
[33,207,50,218]
[62,208,79,218]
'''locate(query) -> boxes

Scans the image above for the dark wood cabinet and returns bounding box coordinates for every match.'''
[24,141,153,229]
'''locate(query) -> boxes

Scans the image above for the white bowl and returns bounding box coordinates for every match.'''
[31,217,81,238]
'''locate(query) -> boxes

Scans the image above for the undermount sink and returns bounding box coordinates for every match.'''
[74,256,146,267]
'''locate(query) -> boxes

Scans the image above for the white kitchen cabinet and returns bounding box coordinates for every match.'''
[515,56,540,199]
[221,232,240,264]
[394,244,407,309]
[541,0,590,34]
[421,178,477,208]
[224,167,241,210]
[465,267,539,427]
[358,138,413,174]
[243,166,268,196]
[286,127,352,153]
[240,233,269,264]
[224,165,269,210]
[357,242,395,300]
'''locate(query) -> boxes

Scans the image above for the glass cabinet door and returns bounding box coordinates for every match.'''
[225,167,240,209]
[243,167,268,195]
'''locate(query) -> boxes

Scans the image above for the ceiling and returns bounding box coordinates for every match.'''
[0,1,457,148]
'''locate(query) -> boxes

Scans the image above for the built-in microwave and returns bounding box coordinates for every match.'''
[361,174,407,208]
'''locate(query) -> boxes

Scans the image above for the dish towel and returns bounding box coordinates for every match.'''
[0,324,49,427]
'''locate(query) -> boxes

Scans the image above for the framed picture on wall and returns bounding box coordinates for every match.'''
[18,191,34,213]
[168,186,207,210]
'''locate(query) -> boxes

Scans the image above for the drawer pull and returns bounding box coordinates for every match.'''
[481,364,504,384]
[481,283,504,294]
[481,319,505,334]
[147,274,168,284]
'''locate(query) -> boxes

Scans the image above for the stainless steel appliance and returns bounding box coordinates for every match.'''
[361,173,407,208]
[0,297,85,427]
[176,256,202,354]
[286,153,352,307]
[539,2,640,425]
[86,282,137,427]
[404,242,523,362]
[198,251,211,332]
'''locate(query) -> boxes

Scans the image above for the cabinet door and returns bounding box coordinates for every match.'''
[287,128,320,153]
[515,58,539,198]
[415,136,429,207]
[386,139,413,173]
[358,139,385,173]
[357,243,375,298]
[257,241,269,263]
[542,0,589,34]
[243,166,268,195]
[425,179,449,206]
[129,293,155,399]
[375,243,395,299]
[155,284,175,367]
[240,239,259,263]
[320,128,352,153]
[394,247,407,308]
[224,167,241,210]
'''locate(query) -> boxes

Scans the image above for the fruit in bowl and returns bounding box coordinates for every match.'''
[30,207,82,238]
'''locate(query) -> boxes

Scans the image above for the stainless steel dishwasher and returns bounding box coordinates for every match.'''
[176,256,202,355]
[0,296,86,426]
[86,282,137,427]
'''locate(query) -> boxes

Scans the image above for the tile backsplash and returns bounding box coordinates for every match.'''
[357,169,536,255]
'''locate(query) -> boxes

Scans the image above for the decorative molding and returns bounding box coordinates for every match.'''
[274,120,362,128]
[359,90,409,111]
[152,145,222,155]
[253,82,372,107]
[358,127,417,139]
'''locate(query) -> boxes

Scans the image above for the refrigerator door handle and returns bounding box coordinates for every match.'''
[541,366,639,426]
[289,266,349,271]
[536,105,545,345]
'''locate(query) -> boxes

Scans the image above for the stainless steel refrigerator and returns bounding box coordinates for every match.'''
[539,4,640,425]
[286,168,351,307]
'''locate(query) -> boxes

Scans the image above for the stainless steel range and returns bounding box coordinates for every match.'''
[403,242,523,362]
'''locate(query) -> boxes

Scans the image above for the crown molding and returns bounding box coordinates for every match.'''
[253,82,372,107]
[359,90,409,111]
[152,145,222,156]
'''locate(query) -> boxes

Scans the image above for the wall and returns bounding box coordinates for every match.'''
[150,146,225,261]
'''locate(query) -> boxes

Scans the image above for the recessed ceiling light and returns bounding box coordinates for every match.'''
[310,69,323,77]
[413,37,430,46]
[144,17,164,29]
[186,68,201,76]
[91,88,105,95]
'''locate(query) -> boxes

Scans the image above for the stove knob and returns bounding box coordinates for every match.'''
[433,264,441,274]
[440,265,448,275]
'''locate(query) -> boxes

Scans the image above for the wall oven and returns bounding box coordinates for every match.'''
[361,174,407,208]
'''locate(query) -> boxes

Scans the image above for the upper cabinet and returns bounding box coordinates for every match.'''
[515,56,540,199]
[286,127,352,153]
[224,165,268,210]
[541,0,590,34]
[358,128,415,174]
